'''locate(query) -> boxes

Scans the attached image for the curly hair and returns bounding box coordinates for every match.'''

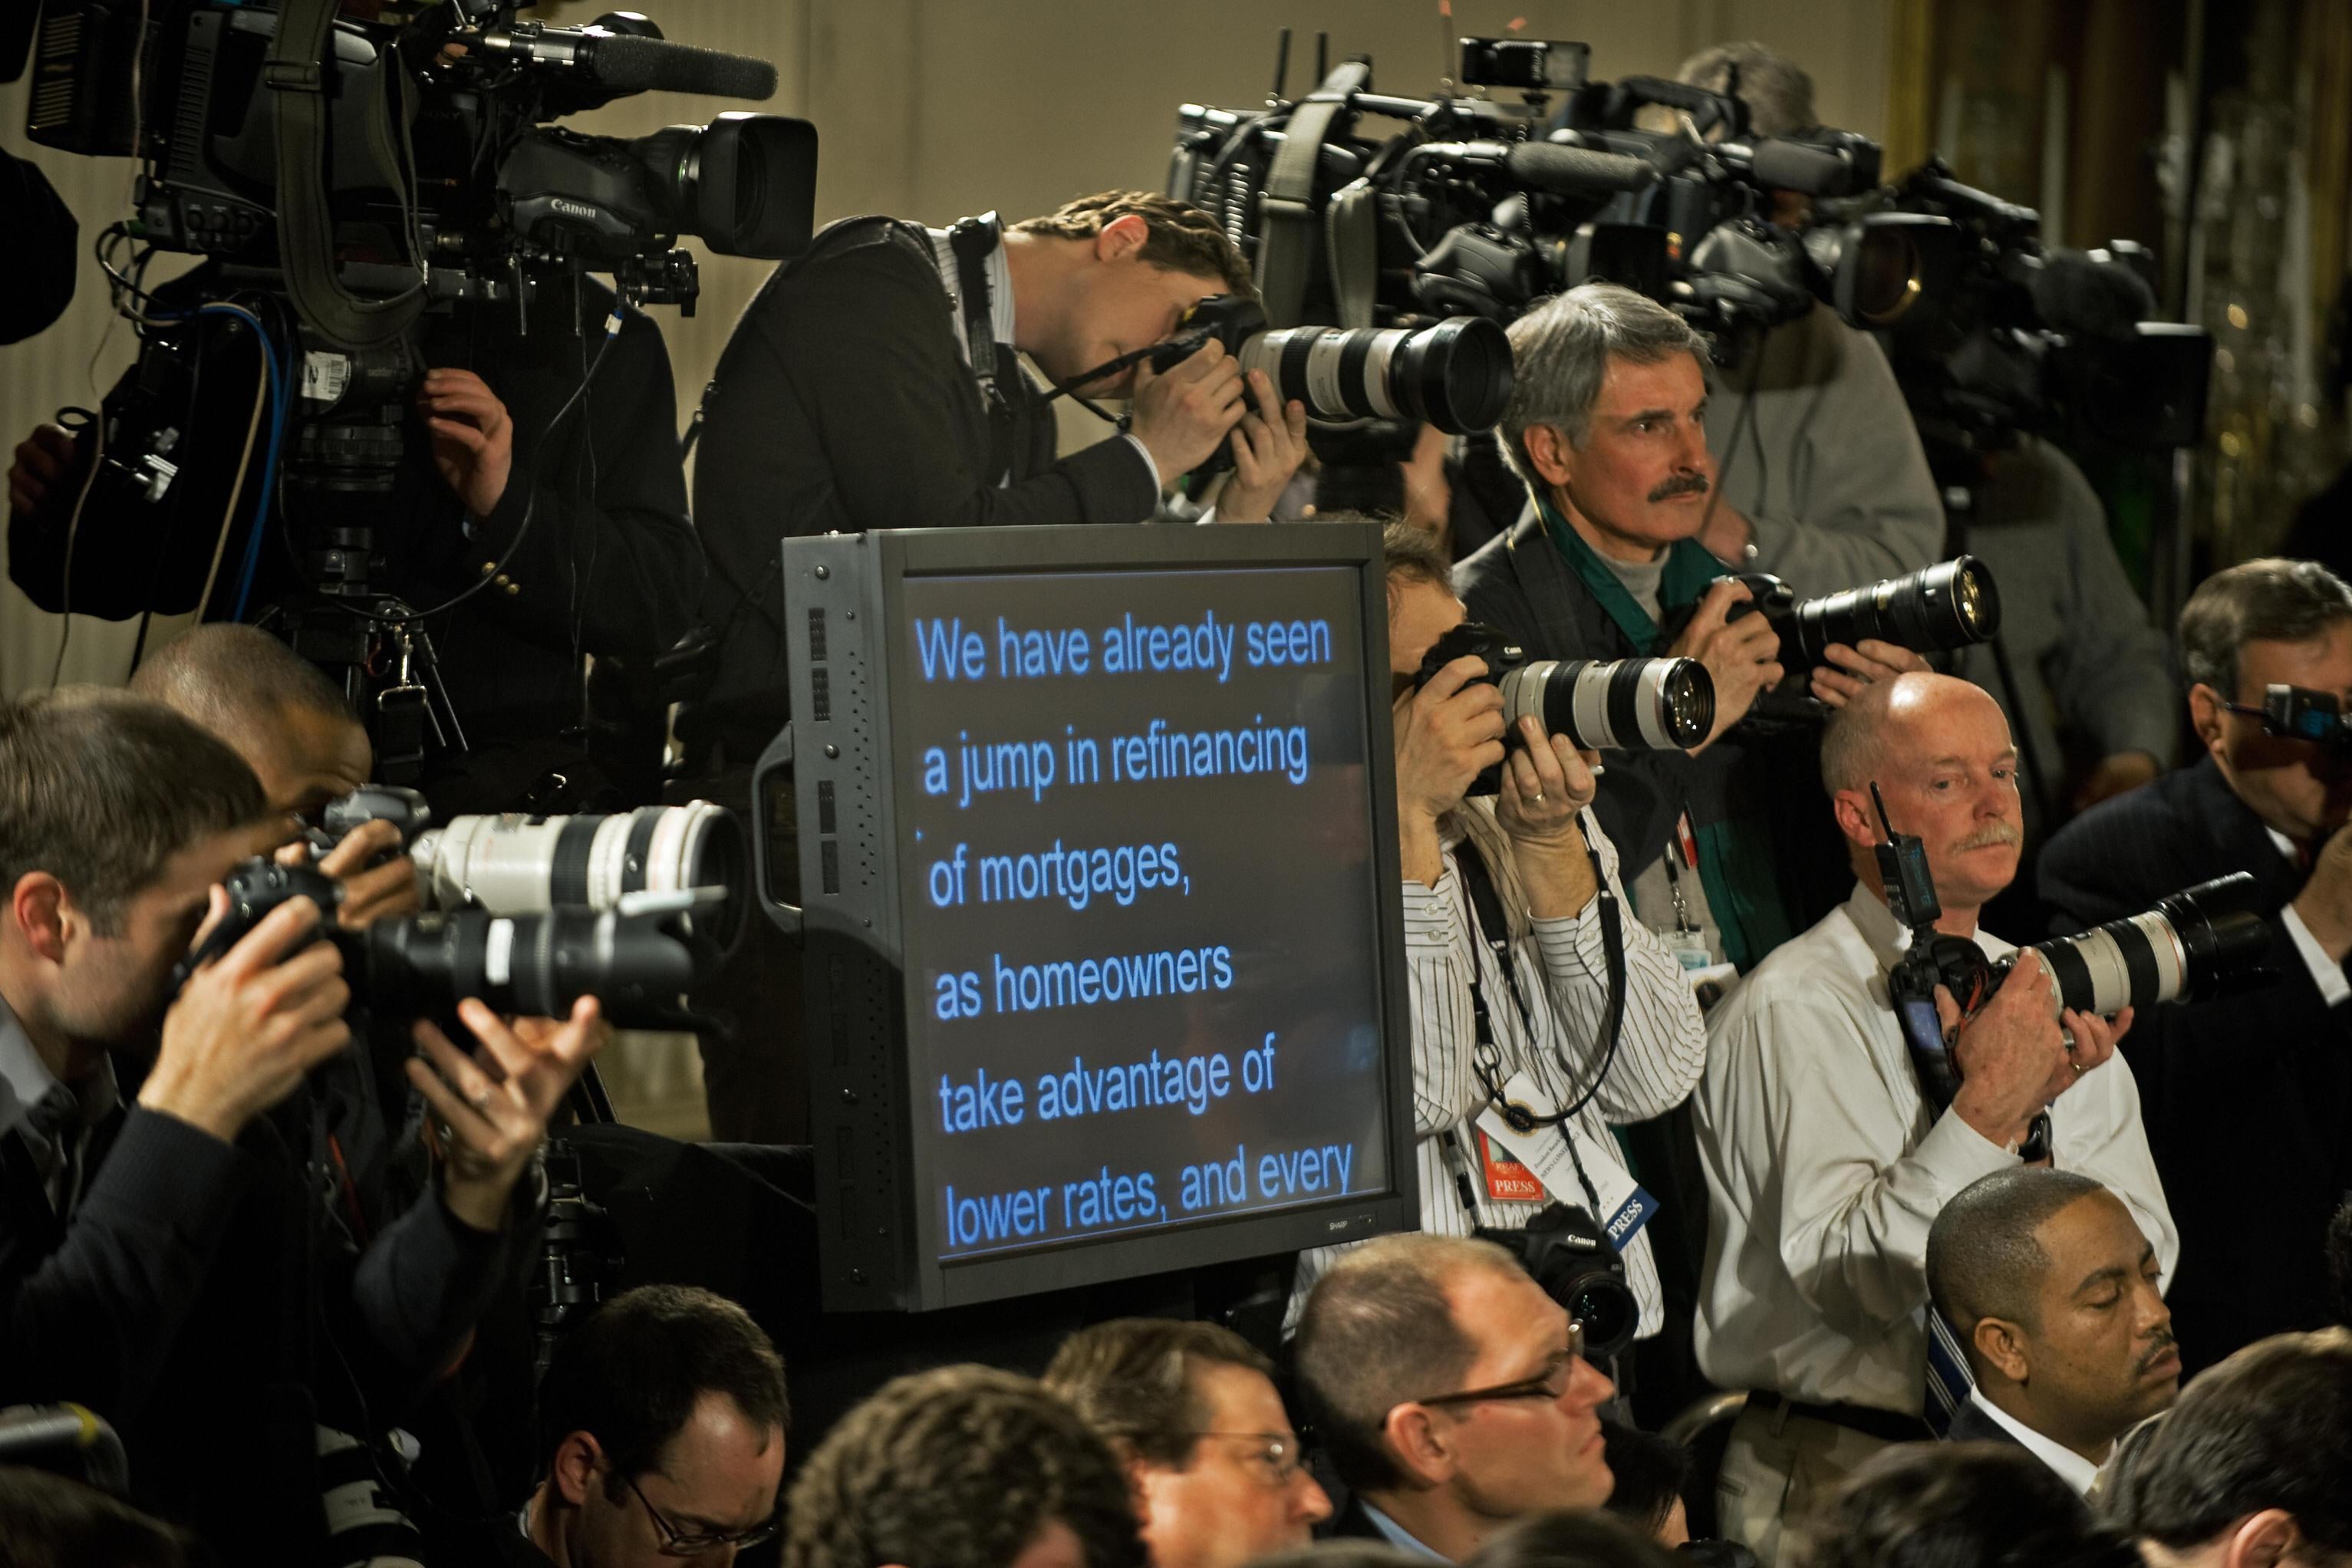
[1010,191,1255,299]
[783,1365,1145,1568]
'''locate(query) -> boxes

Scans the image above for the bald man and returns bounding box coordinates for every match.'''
[1927,1169,2179,1494]
[131,625,417,927]
[1692,673,2174,1566]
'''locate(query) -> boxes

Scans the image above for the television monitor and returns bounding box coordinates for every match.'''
[755,523,1419,1311]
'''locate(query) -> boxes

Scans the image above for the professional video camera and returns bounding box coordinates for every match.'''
[1477,1204,1637,1362]
[15,0,817,773]
[1414,621,1715,773]
[1873,158,2212,451]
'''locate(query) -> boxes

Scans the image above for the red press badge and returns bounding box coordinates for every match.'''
[1476,1128,1546,1204]
[1674,812,1700,870]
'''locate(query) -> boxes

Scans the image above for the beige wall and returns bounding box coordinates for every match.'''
[0,0,1891,693]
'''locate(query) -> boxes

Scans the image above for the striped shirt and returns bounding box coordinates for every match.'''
[1293,798,1710,1334]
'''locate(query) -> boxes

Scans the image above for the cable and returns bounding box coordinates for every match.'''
[225,308,292,621]
[193,306,275,622]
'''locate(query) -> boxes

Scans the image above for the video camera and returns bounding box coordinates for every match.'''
[1412,621,1715,776]
[1873,159,2212,450]
[17,0,817,772]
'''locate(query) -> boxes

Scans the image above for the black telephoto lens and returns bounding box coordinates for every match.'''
[1787,555,2001,669]
[2029,871,2269,1016]
[362,908,701,1028]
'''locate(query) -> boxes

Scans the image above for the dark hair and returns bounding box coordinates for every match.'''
[1598,1423,1692,1539]
[2106,1328,2352,1553]
[129,624,357,737]
[1293,1232,1520,1491]
[1010,191,1255,299]
[1043,1317,1275,1468]
[535,1284,788,1497]
[1673,42,1816,137]
[1926,1168,2110,1351]
[2177,558,2352,699]
[1464,1508,1680,1568]
[0,1465,194,1568]
[783,1364,1145,1568]
[1383,521,1454,601]
[1792,1444,2140,1568]
[0,690,268,934]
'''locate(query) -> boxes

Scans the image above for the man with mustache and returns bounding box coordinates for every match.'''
[1691,670,2174,1566]
[1925,1168,2181,1496]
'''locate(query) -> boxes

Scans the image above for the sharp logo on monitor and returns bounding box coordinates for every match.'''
[756,525,1422,1312]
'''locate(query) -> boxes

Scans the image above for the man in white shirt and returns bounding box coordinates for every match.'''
[1291,525,1709,1352]
[1925,1168,2182,1495]
[1694,670,2176,1565]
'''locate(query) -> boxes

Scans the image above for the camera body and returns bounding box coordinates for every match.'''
[1477,1204,1637,1361]
[2253,684,2352,749]
[1412,620,1715,778]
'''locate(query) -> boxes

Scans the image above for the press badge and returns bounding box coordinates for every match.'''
[1477,1071,1658,1253]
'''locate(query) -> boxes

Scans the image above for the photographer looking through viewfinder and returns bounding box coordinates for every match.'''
[682,189,1306,1141]
[0,688,606,1556]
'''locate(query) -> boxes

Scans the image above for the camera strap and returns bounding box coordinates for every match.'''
[265,0,425,349]
[944,213,1012,417]
[1450,822,1629,1128]
[1255,58,1372,327]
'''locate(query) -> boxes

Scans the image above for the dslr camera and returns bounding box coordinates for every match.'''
[2242,684,2352,749]
[1413,621,1715,786]
[1723,554,2003,674]
[1477,1204,1637,1362]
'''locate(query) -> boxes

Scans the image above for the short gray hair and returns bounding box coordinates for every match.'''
[2178,558,2352,699]
[1499,284,1708,489]
[1676,41,1816,137]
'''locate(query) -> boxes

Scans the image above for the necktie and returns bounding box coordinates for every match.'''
[1923,1303,1974,1438]
[15,1085,84,1217]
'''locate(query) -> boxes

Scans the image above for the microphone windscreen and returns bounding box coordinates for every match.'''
[590,35,779,100]
[1746,138,1856,197]
[1505,141,1658,196]
[2031,249,2156,338]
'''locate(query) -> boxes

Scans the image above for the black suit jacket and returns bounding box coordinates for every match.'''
[691,218,1162,742]
[2038,756,2352,1369]
[1942,1396,2028,1451]
[1323,1495,1403,1547]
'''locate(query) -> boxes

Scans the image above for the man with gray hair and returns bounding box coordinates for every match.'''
[1694,670,2172,1564]
[2042,557,2352,1369]
[1293,1232,1616,1561]
[1926,1168,2181,1494]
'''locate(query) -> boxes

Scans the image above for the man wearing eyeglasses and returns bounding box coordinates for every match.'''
[1293,1233,1616,1561]
[518,1283,789,1567]
[2042,558,2352,1370]
[1045,1318,1332,1568]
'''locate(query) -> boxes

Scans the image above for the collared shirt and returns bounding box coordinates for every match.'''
[1359,1499,1449,1562]
[923,222,1162,495]
[1292,799,1709,1332]
[0,993,117,1216]
[2265,828,2351,1006]
[1967,1388,2103,1496]
[1693,884,2179,1415]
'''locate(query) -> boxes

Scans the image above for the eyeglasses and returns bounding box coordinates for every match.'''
[620,1470,782,1557]
[1172,1430,1306,1486]
[1411,1325,1588,1410]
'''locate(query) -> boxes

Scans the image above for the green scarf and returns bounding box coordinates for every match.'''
[1535,497,1794,971]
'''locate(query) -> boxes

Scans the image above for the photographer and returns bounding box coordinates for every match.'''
[0,689,605,1556]
[1458,283,1855,974]
[2040,559,2352,1369]
[8,270,701,815]
[1666,43,1944,593]
[130,624,418,930]
[1694,671,2172,1566]
[690,189,1305,759]
[1290,525,1707,1351]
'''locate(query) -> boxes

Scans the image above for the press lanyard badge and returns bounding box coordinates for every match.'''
[1662,812,1711,973]
[1474,1128,1547,1203]
[1477,1072,1658,1253]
